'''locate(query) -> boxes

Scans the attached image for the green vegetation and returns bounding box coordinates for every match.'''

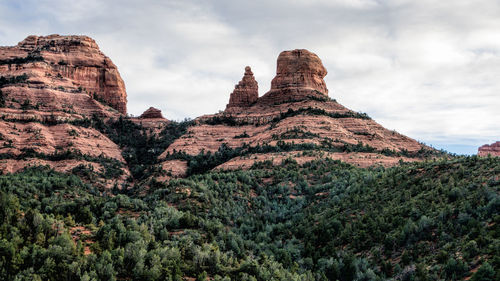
[0,53,44,65]
[272,127,321,140]
[0,148,124,181]
[0,95,496,280]
[0,74,29,87]
[204,107,371,127]
[164,140,440,177]
[271,107,372,123]
[1,156,498,280]
[234,131,250,139]
[20,99,40,110]
[0,89,5,107]
[93,116,194,180]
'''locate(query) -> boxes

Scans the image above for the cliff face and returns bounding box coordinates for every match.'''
[478,141,500,157]
[0,35,129,188]
[257,49,328,105]
[0,34,127,115]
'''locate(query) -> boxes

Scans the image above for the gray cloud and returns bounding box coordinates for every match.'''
[0,0,498,154]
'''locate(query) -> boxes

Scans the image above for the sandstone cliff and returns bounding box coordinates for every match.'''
[478,141,500,157]
[1,36,437,185]
[257,49,328,105]
[0,35,129,188]
[0,34,127,116]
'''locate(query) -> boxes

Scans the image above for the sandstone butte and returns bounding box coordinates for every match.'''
[0,34,127,116]
[158,49,431,178]
[478,141,500,157]
[0,35,435,186]
[0,35,130,188]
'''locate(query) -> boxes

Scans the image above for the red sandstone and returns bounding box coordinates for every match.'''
[478,141,500,157]
[226,66,258,110]
[140,107,164,119]
[0,34,127,115]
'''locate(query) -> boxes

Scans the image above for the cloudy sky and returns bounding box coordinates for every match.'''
[1,0,499,154]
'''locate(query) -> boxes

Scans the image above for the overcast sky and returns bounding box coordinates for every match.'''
[1,0,499,154]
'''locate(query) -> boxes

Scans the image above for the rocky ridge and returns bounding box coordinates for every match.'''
[1,36,436,185]
[158,49,431,177]
[478,141,500,157]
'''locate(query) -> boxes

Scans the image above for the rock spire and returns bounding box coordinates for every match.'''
[226,66,258,110]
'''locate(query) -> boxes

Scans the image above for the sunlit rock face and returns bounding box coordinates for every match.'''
[0,34,127,115]
[258,49,328,105]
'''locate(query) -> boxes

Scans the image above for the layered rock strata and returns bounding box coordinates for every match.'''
[258,49,328,105]
[0,34,127,116]
[140,107,164,119]
[226,66,258,110]
[0,35,129,188]
[478,141,500,157]
[158,49,430,177]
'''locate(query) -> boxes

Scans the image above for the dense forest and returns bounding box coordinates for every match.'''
[1,153,498,280]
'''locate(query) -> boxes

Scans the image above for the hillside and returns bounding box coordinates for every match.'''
[0,156,498,280]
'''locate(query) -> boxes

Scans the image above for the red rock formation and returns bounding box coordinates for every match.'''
[226,66,258,110]
[140,107,164,119]
[157,49,432,178]
[478,141,500,157]
[258,49,328,105]
[0,34,127,115]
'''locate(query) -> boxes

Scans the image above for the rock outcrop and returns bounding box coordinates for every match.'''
[258,49,328,105]
[478,141,500,157]
[140,107,164,119]
[0,35,130,188]
[0,38,435,183]
[0,34,127,115]
[158,49,432,177]
[226,66,258,110]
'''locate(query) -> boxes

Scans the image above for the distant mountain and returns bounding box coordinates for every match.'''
[479,141,500,157]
